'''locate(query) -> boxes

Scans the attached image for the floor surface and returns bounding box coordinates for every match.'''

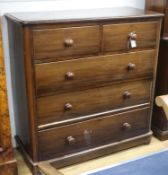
[15,136,168,175]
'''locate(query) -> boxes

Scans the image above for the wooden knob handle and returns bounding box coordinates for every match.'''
[65,72,75,80]
[128,32,137,40]
[64,38,74,47]
[122,123,132,131]
[0,147,4,153]
[123,91,131,99]
[64,103,73,111]
[127,63,136,71]
[66,136,76,145]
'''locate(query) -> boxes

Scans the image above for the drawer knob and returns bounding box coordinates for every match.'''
[64,103,73,111]
[64,38,74,47]
[127,63,136,71]
[128,32,137,40]
[66,136,76,145]
[122,123,132,131]
[128,32,137,49]
[123,91,131,99]
[65,72,75,80]
[0,147,4,153]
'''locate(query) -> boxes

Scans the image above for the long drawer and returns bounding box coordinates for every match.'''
[33,25,100,61]
[103,21,159,53]
[37,80,152,125]
[38,107,150,160]
[35,50,156,97]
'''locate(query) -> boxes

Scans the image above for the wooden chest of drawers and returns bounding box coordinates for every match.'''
[5,7,162,174]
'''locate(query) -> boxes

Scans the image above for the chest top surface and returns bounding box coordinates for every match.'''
[5,7,163,25]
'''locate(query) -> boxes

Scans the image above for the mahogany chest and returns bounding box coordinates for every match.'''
[5,7,162,174]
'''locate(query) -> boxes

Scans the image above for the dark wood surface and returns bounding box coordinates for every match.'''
[146,0,168,37]
[32,21,159,62]
[5,7,163,25]
[37,80,152,126]
[50,132,152,168]
[146,0,168,140]
[103,21,159,52]
[7,18,38,161]
[6,8,162,174]
[35,50,156,97]
[0,19,18,175]
[33,25,100,60]
[152,39,168,134]
[38,107,150,160]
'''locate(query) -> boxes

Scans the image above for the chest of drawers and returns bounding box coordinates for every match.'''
[6,7,163,174]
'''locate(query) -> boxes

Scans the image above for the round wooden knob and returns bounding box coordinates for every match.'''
[64,103,73,111]
[65,72,75,80]
[66,136,76,145]
[122,123,132,131]
[128,32,137,40]
[0,147,4,153]
[123,91,131,99]
[127,63,136,71]
[64,38,74,47]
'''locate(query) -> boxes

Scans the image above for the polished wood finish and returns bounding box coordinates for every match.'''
[33,26,100,61]
[35,50,156,97]
[5,7,163,25]
[7,19,38,161]
[146,0,168,140]
[6,8,162,174]
[50,132,152,168]
[103,21,159,53]
[38,107,150,160]
[37,80,151,126]
[0,19,18,175]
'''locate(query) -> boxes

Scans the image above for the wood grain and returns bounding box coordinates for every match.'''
[35,50,156,97]
[37,80,152,126]
[5,8,162,174]
[146,0,166,12]
[103,21,159,53]
[38,107,150,161]
[33,25,100,60]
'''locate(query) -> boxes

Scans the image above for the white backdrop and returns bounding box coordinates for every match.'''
[0,0,145,146]
[0,0,145,15]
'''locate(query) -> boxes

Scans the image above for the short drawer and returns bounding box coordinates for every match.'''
[37,80,151,126]
[35,50,156,97]
[103,21,159,53]
[38,107,150,160]
[33,25,100,61]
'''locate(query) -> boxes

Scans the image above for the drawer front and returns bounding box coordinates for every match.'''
[103,21,159,53]
[35,50,156,97]
[37,80,151,125]
[33,26,100,61]
[38,107,150,160]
